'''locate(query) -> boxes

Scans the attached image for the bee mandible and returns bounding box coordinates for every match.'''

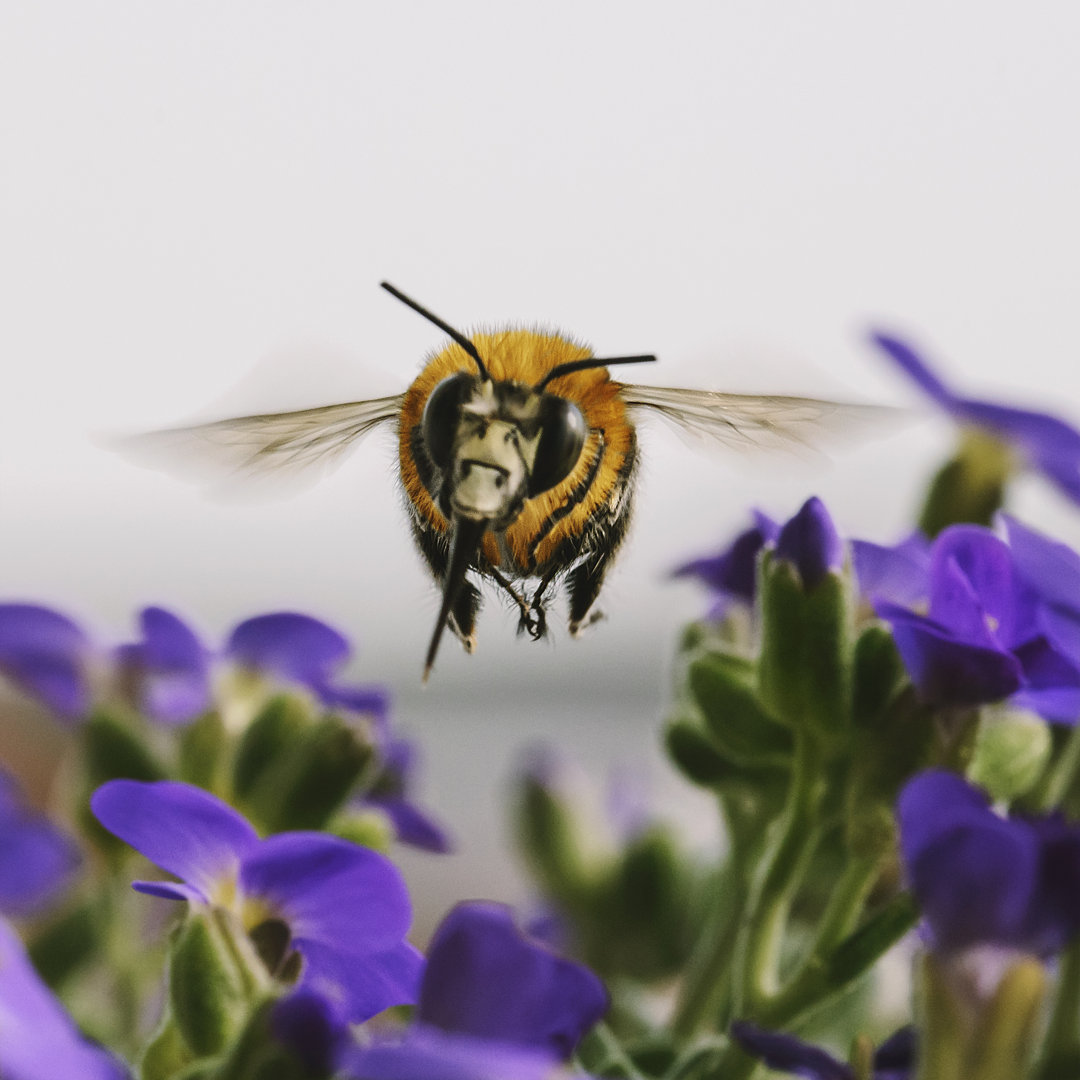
[132,283,884,679]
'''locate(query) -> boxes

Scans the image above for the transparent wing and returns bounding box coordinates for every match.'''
[619,384,901,453]
[115,395,404,494]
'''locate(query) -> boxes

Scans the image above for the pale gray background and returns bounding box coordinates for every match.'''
[3,3,1080,928]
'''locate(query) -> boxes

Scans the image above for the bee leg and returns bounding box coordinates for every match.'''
[488,568,545,640]
[566,555,611,638]
[523,569,560,640]
[447,583,481,653]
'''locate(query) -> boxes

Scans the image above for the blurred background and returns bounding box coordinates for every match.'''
[3,2,1080,929]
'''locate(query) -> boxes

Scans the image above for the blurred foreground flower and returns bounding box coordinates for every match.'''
[0,604,93,720]
[341,902,607,1080]
[0,918,129,1080]
[91,779,420,1023]
[0,770,80,916]
[872,331,1080,531]
[0,604,386,727]
[352,736,452,853]
[897,769,1080,958]
[731,1021,914,1080]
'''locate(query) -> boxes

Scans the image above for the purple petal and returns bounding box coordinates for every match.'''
[132,880,206,903]
[673,511,780,605]
[300,938,423,1023]
[851,534,931,608]
[1001,516,1080,615]
[418,902,607,1059]
[1032,449,1080,502]
[91,781,258,902]
[226,613,350,689]
[0,919,130,1080]
[0,604,91,720]
[364,797,453,854]
[316,682,390,724]
[342,1026,557,1080]
[876,602,1023,707]
[929,527,1017,642]
[1037,605,1080,663]
[1010,636,1080,723]
[1026,816,1080,953]
[239,833,412,953]
[775,497,843,590]
[870,331,956,409]
[271,988,350,1075]
[953,399,1080,492]
[873,1027,917,1080]
[0,814,80,917]
[118,607,211,726]
[897,771,1039,952]
[730,1021,852,1080]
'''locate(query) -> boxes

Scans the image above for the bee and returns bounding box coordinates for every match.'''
[133,283,883,679]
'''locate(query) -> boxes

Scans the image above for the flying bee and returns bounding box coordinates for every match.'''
[130,283,888,679]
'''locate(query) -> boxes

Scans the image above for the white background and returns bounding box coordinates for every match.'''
[3,3,1080,926]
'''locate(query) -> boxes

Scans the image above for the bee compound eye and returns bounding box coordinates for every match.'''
[421,373,474,469]
[528,396,588,496]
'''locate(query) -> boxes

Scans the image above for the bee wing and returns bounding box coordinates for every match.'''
[619,384,899,453]
[115,395,404,495]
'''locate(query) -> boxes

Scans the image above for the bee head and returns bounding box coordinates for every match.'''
[380,281,656,678]
[422,375,587,530]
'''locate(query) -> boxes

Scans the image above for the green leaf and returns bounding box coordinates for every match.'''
[687,655,793,767]
[757,555,854,750]
[231,695,311,803]
[179,711,229,793]
[664,718,735,787]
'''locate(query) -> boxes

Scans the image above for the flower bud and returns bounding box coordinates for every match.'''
[169,909,268,1057]
[967,706,1052,803]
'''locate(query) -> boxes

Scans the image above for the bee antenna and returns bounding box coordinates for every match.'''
[536,354,657,392]
[380,282,491,382]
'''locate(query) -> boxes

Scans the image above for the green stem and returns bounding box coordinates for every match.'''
[805,852,881,957]
[581,1022,649,1080]
[734,733,823,1015]
[1040,722,1080,811]
[1037,936,1080,1077]
[670,845,752,1037]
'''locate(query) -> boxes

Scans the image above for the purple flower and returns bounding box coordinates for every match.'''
[342,902,608,1079]
[115,607,212,725]
[872,525,1080,718]
[731,1022,913,1080]
[775,497,843,591]
[357,737,452,854]
[90,780,421,1022]
[897,770,1080,957]
[673,511,779,619]
[851,532,931,609]
[871,331,1080,504]
[125,608,389,727]
[0,604,92,721]
[0,917,129,1080]
[0,771,80,916]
